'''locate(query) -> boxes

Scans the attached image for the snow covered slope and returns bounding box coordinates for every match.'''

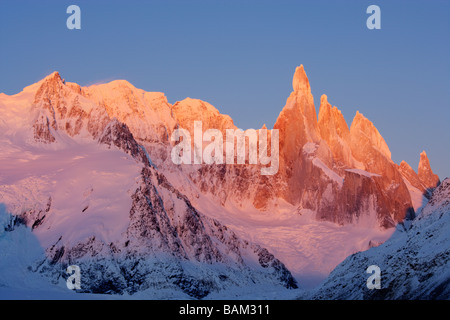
[306,178,450,299]
[0,117,297,299]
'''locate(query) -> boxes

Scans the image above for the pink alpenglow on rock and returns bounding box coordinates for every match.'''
[418,150,441,190]
[0,65,443,297]
[170,121,280,175]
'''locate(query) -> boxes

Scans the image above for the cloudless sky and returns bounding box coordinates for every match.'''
[1,0,449,179]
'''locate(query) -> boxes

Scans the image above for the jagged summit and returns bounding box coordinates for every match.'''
[42,71,61,80]
[34,71,65,96]
[318,94,353,166]
[292,64,311,93]
[318,94,346,127]
[274,65,320,181]
[33,71,61,82]
[350,110,391,160]
[398,151,441,205]
[418,150,440,189]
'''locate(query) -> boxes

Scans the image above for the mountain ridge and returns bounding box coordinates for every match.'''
[0,66,443,297]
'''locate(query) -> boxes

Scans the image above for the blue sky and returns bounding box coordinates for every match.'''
[1,0,449,179]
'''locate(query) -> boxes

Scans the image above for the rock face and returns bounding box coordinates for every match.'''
[399,160,426,192]
[318,94,354,167]
[274,65,320,196]
[267,66,419,227]
[398,152,440,200]
[348,112,413,225]
[418,151,441,191]
[32,72,111,141]
[98,118,149,165]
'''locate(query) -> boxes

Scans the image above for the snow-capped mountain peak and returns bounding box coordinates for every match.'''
[0,67,444,298]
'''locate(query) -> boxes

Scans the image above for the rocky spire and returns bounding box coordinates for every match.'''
[292,65,311,94]
[274,65,320,179]
[33,71,65,105]
[350,111,391,165]
[418,151,440,190]
[318,94,353,166]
